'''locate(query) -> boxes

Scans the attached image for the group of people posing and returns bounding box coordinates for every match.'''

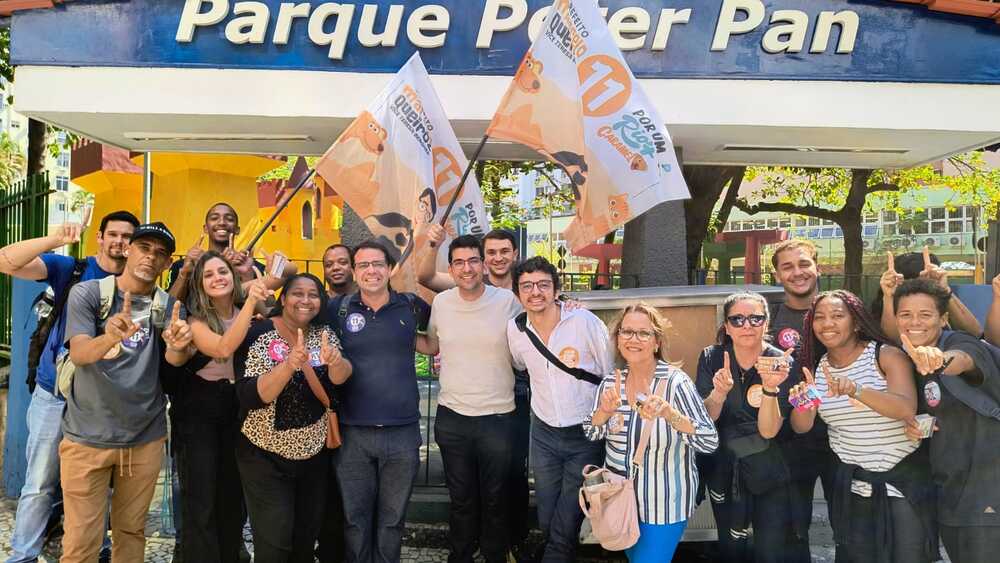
[1,203,998,563]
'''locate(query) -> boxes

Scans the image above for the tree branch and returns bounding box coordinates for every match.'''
[734,199,841,222]
[865,182,900,194]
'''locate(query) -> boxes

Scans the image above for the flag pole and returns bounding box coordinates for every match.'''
[433,134,489,237]
[244,168,317,252]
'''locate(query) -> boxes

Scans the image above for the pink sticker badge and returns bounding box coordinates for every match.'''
[268,339,290,363]
[924,381,941,408]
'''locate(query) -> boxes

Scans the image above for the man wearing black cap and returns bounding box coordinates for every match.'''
[59,222,195,562]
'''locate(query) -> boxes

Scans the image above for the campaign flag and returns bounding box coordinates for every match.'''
[486,0,689,251]
[315,52,488,290]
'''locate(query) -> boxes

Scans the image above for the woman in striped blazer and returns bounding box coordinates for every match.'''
[584,302,718,562]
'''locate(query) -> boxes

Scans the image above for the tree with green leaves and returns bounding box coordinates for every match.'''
[734,152,1000,294]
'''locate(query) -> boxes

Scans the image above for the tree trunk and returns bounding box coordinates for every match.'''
[838,169,873,296]
[682,165,746,277]
[839,215,864,296]
[27,119,46,176]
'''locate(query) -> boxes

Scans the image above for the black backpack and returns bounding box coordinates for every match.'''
[26,259,87,393]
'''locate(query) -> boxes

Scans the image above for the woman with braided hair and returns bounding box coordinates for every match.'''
[790,290,937,563]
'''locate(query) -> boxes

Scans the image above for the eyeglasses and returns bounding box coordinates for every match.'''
[355,261,388,271]
[518,280,554,293]
[450,257,482,269]
[618,329,656,342]
[727,314,767,328]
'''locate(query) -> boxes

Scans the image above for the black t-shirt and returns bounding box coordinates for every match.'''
[921,331,1000,526]
[768,302,831,449]
[696,343,795,434]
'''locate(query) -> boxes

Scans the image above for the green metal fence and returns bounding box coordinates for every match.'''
[0,173,51,359]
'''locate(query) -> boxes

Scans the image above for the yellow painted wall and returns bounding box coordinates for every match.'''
[74,153,341,262]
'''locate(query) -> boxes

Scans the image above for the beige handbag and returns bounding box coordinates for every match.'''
[579,379,664,551]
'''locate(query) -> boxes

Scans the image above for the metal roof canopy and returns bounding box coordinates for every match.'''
[10,0,1000,168]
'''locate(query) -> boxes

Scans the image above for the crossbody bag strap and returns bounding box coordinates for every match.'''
[630,377,669,472]
[272,318,331,409]
[514,312,603,386]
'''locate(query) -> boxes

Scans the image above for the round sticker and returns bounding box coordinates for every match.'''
[268,339,290,363]
[309,348,323,367]
[121,327,150,350]
[924,381,942,408]
[346,313,367,333]
[558,347,580,368]
[746,384,763,408]
[777,328,800,351]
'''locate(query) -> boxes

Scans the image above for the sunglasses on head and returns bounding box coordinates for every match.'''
[727,314,767,328]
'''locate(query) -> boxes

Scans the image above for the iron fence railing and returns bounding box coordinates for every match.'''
[0,173,51,359]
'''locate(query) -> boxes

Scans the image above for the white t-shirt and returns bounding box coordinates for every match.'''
[428,285,523,416]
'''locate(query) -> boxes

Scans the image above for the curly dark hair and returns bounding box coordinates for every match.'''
[893,278,950,315]
[802,289,891,369]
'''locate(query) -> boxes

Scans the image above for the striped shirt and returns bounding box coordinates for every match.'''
[816,341,919,498]
[583,362,719,524]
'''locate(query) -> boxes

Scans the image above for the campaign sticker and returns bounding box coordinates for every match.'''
[558,346,580,368]
[309,348,323,367]
[746,384,763,408]
[777,328,800,351]
[924,381,941,408]
[121,327,150,350]
[346,313,366,333]
[268,339,290,363]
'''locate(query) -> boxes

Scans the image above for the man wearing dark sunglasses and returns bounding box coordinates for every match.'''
[767,239,834,560]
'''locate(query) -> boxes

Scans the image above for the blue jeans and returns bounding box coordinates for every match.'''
[530,414,604,563]
[334,423,421,563]
[7,386,65,563]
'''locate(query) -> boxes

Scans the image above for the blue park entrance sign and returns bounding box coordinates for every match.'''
[11,0,1000,84]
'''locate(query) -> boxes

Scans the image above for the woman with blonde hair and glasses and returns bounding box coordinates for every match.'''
[583,303,718,562]
[695,291,805,563]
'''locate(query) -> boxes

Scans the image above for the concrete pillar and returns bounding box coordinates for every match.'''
[620,148,688,288]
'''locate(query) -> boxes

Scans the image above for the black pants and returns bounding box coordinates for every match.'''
[710,486,808,563]
[785,441,836,559]
[316,458,346,563]
[434,405,514,563]
[941,525,1000,563]
[172,378,245,563]
[846,496,930,563]
[506,392,532,547]
[236,434,329,563]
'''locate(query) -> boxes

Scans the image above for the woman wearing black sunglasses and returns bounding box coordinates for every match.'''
[695,291,806,563]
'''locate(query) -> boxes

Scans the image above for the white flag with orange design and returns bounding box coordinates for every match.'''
[315,53,488,290]
[487,0,689,251]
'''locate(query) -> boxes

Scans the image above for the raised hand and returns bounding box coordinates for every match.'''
[427,224,447,248]
[244,278,271,304]
[230,249,255,279]
[106,291,140,341]
[900,332,946,376]
[824,363,858,398]
[183,234,205,269]
[598,368,623,414]
[51,222,84,247]
[880,251,904,297]
[320,329,342,367]
[757,347,794,391]
[713,352,735,396]
[162,301,192,351]
[287,328,308,371]
[639,394,672,421]
[789,367,819,411]
[918,245,948,289]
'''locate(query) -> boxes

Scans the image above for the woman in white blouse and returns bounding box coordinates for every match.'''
[584,302,718,562]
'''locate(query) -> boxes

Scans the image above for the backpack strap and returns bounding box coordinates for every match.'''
[98,275,117,320]
[934,331,1000,421]
[514,312,603,386]
[150,287,170,330]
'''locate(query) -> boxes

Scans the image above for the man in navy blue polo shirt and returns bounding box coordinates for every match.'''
[329,240,432,563]
[0,210,138,563]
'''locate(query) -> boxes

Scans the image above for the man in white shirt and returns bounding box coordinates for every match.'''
[506,257,611,563]
[421,235,522,563]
